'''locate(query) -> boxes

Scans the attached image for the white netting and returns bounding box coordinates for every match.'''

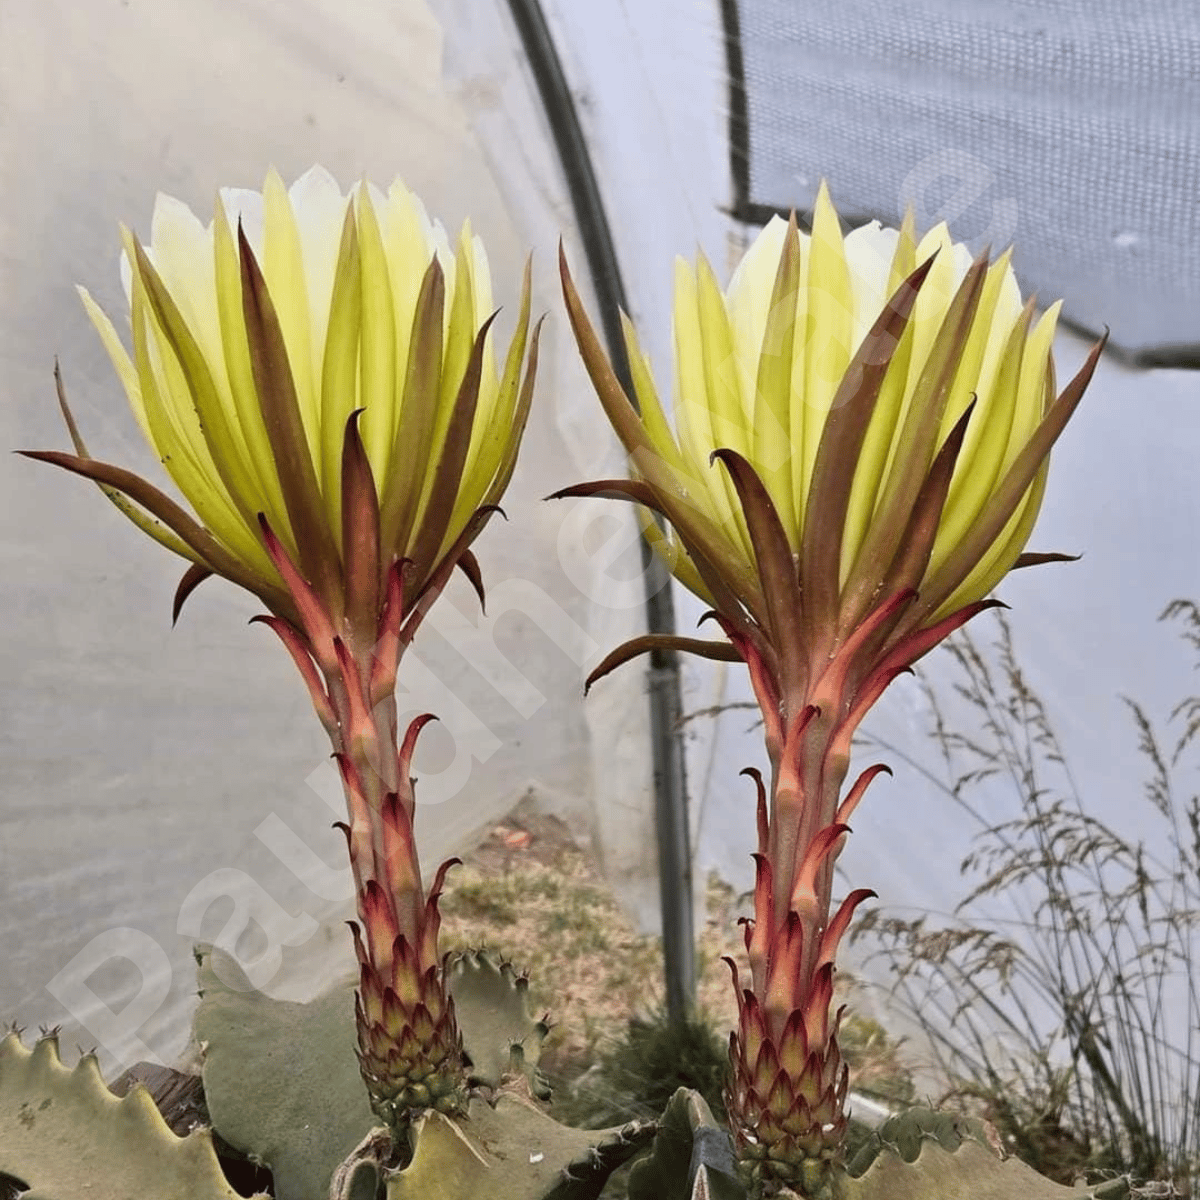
[736,0,1200,358]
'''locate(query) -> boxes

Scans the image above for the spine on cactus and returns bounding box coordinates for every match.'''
[21,168,541,1131]
[557,186,1102,1196]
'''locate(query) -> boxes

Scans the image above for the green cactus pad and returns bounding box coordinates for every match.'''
[193,945,376,1200]
[0,1029,256,1200]
[836,1107,1131,1200]
[449,950,552,1099]
[627,1088,744,1200]
[385,1091,655,1200]
[845,1106,1000,1172]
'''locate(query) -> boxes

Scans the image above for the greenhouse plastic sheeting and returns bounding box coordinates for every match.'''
[731,0,1200,362]
[0,0,724,1074]
[3,0,1198,1096]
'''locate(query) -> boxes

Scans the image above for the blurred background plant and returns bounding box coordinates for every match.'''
[854,605,1200,1195]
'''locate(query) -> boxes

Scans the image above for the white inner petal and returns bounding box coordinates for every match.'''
[218,186,265,257]
[843,221,898,351]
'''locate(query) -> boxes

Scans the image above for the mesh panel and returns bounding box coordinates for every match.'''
[731,0,1200,362]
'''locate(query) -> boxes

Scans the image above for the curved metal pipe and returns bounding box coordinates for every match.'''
[503,0,696,1023]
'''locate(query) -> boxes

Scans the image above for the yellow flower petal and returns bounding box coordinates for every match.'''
[354,184,398,482]
[578,183,1087,646]
[798,182,852,528]
[70,169,532,621]
[262,168,320,467]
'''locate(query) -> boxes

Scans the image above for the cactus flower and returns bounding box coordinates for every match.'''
[23,167,541,1130]
[558,184,1101,1195]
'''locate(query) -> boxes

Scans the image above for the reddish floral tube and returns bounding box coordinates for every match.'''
[23,168,541,1130]
[558,185,1101,1195]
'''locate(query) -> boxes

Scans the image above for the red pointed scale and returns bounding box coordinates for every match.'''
[752,1038,782,1097]
[875,596,1005,682]
[746,853,774,989]
[369,560,407,706]
[782,702,820,748]
[722,954,742,998]
[421,966,447,1021]
[332,636,377,753]
[250,614,337,733]
[378,794,421,935]
[789,823,853,916]
[738,915,755,953]
[757,1109,785,1144]
[783,1090,815,1138]
[359,962,385,1026]
[803,963,836,1049]
[398,712,438,785]
[776,1008,811,1078]
[764,911,806,1022]
[728,1030,748,1086]
[172,562,213,625]
[765,1068,794,1120]
[340,409,382,643]
[740,767,770,856]
[360,880,400,973]
[583,633,742,694]
[732,632,784,744]
[740,990,766,1068]
[346,920,369,968]
[455,548,487,612]
[817,888,878,971]
[399,503,504,651]
[381,987,406,1039]
[410,1004,435,1045]
[830,598,1004,763]
[332,753,375,874]
[19,447,281,611]
[418,857,462,965]
[395,1024,419,1060]
[258,514,340,673]
[835,763,892,827]
[817,586,917,709]
[389,936,422,1008]
[790,1051,822,1109]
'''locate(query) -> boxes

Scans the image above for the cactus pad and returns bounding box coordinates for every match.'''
[386,1091,655,1200]
[627,1088,744,1200]
[838,1106,1131,1200]
[193,945,376,1200]
[0,1029,256,1200]
[448,950,551,1099]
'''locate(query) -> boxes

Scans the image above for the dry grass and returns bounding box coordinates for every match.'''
[439,801,664,1081]
[855,607,1200,1194]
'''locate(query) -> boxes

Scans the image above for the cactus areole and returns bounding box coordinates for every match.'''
[22,168,541,1132]
[558,186,1101,1195]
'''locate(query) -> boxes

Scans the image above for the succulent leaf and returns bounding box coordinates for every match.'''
[839,1108,1131,1199]
[193,946,376,1200]
[627,1088,744,1200]
[448,949,551,1100]
[385,1093,654,1200]
[0,1028,256,1200]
